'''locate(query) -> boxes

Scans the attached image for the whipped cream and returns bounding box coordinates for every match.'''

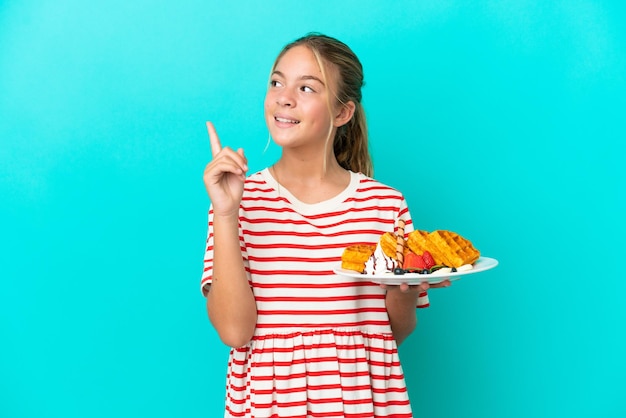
[364,243,399,275]
[455,264,473,272]
[431,267,453,275]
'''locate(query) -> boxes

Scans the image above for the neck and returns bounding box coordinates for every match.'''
[273,154,344,183]
[270,154,350,204]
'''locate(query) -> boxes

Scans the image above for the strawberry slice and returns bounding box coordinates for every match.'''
[422,251,436,269]
[404,252,427,270]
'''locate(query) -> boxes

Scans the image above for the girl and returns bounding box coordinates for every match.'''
[202,33,448,418]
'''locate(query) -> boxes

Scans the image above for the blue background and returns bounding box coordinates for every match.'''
[1,1,625,417]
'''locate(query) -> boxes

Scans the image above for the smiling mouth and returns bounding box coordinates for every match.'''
[275,116,300,124]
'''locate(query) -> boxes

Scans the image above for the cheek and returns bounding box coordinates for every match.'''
[311,104,332,125]
[263,97,275,128]
[263,94,273,114]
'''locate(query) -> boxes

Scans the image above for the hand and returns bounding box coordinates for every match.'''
[203,122,248,216]
[381,279,452,293]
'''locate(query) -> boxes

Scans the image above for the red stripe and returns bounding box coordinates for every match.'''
[251,281,371,289]
[255,320,390,329]
[245,241,360,250]
[254,294,384,302]
[240,212,398,225]
[242,227,388,237]
[249,341,369,355]
[250,329,395,340]
[249,269,336,276]
[257,307,388,316]
[247,255,340,263]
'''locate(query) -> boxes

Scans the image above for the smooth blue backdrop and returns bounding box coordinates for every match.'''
[1,1,624,417]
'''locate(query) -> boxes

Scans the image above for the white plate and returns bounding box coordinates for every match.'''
[333,256,499,285]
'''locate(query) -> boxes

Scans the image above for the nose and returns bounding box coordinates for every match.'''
[276,90,294,107]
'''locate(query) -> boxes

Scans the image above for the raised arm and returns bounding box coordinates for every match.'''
[203,122,257,347]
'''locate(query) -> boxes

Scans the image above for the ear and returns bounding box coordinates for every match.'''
[333,100,356,127]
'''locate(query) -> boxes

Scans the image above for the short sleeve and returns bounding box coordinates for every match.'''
[200,207,215,297]
[417,291,430,308]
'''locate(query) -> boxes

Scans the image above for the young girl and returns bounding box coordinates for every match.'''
[201,33,448,418]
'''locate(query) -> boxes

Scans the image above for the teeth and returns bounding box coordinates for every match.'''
[276,117,299,124]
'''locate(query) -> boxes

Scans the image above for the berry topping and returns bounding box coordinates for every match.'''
[422,251,436,269]
[403,252,427,270]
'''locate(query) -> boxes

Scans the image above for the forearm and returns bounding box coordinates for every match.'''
[385,289,419,346]
[207,214,257,347]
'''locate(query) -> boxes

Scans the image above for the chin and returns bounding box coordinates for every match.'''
[266,125,297,144]
[268,134,294,148]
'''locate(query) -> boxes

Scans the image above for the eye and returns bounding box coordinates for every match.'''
[270,79,283,88]
[300,85,315,93]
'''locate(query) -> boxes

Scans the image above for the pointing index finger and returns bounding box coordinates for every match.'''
[206,121,222,157]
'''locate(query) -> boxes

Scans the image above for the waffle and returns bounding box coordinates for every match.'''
[341,244,376,272]
[407,230,480,267]
[379,232,402,259]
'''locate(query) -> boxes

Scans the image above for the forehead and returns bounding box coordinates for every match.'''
[274,45,335,83]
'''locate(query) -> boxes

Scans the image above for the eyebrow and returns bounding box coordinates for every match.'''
[272,70,326,86]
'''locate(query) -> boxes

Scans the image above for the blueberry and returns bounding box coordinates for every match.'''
[393,267,405,275]
[451,267,457,272]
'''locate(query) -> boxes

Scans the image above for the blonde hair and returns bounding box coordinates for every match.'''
[271,33,373,177]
